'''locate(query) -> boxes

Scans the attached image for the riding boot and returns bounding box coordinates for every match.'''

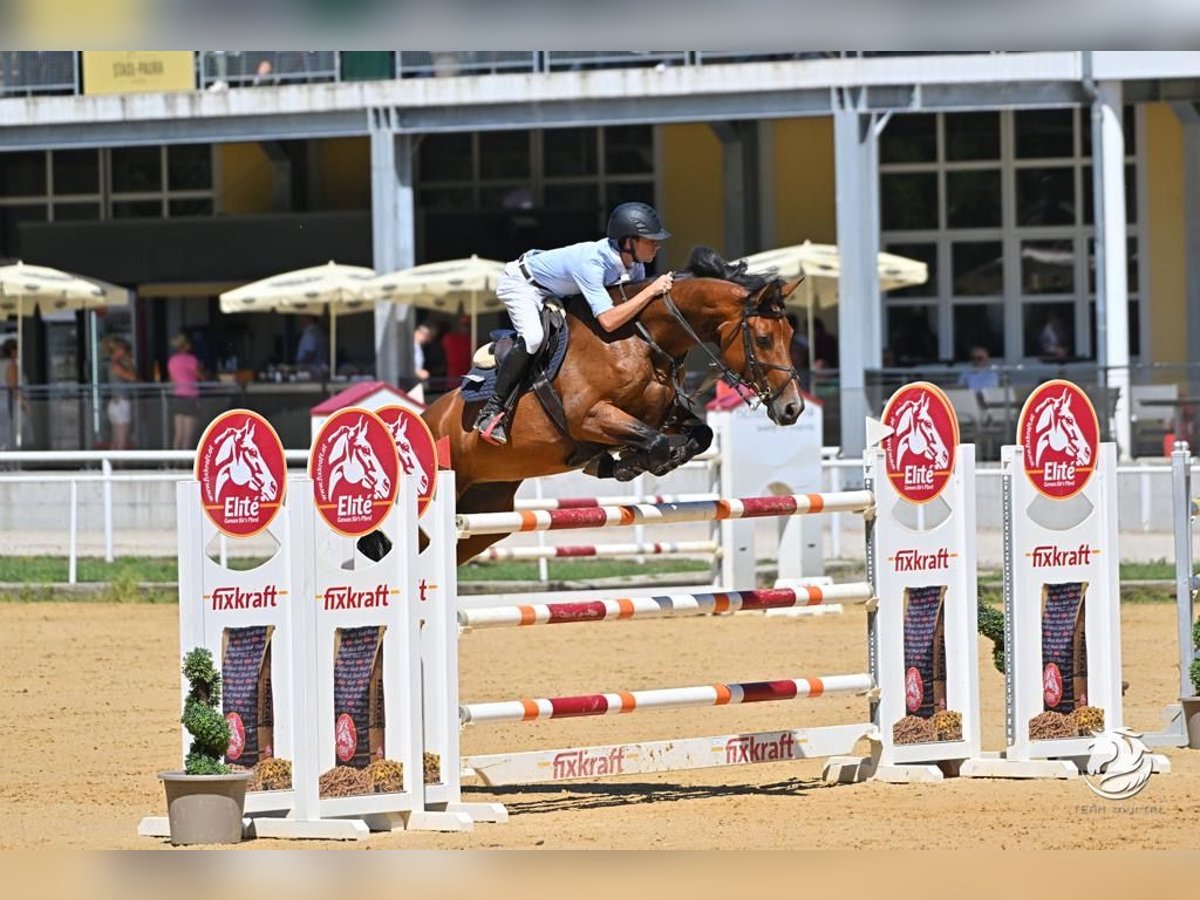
[474,337,533,445]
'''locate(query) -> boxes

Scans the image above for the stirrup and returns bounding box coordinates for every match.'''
[478,411,509,446]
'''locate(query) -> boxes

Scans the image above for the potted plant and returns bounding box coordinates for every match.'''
[158,648,251,845]
[1182,618,1200,750]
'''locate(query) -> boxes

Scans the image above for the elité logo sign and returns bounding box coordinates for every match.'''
[881,382,958,504]
[376,405,439,518]
[196,410,287,538]
[310,408,399,537]
[1018,380,1099,500]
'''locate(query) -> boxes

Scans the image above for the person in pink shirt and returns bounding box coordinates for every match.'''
[168,333,205,450]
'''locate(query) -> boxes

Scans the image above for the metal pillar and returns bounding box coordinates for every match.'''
[1173,102,1200,384]
[1090,79,1132,459]
[710,121,761,260]
[834,95,883,461]
[370,109,415,386]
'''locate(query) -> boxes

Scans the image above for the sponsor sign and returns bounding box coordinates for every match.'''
[310,408,399,537]
[881,382,958,504]
[1017,380,1099,500]
[375,405,438,518]
[195,410,286,538]
[82,51,196,95]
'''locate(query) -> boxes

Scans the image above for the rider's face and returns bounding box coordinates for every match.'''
[631,237,661,263]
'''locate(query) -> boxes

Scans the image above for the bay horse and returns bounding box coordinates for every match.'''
[423,246,805,565]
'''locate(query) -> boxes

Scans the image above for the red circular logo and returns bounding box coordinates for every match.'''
[1018,380,1099,500]
[881,382,958,504]
[905,666,925,713]
[225,711,246,761]
[376,405,439,519]
[335,713,358,763]
[1043,662,1064,708]
[310,408,399,537]
[195,410,287,538]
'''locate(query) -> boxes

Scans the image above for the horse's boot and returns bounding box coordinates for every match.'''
[475,337,533,446]
[356,529,392,562]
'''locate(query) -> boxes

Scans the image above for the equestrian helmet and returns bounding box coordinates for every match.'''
[607,202,671,242]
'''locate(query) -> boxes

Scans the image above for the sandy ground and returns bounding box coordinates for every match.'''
[0,600,1196,850]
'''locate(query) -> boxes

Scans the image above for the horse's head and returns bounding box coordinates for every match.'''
[213,421,277,501]
[387,416,430,494]
[1033,390,1092,466]
[894,394,949,469]
[1084,728,1154,800]
[328,417,392,500]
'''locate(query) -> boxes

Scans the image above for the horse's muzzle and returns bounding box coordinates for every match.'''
[770,397,804,426]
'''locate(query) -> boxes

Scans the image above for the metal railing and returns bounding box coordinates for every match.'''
[200,51,338,89]
[0,51,78,97]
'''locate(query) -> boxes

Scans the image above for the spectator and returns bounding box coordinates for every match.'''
[413,322,436,386]
[441,315,474,381]
[295,315,329,377]
[104,336,137,450]
[1,338,29,449]
[959,346,1000,392]
[1039,314,1070,361]
[252,58,276,87]
[168,334,205,450]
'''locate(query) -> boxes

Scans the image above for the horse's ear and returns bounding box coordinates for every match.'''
[778,279,803,301]
[1060,390,1072,411]
[214,432,233,464]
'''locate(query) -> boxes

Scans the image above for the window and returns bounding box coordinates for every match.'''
[880,107,1142,363]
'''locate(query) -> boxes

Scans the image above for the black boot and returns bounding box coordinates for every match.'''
[474,337,533,445]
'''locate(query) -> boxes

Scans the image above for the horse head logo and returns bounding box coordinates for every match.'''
[1083,728,1154,801]
[327,416,392,500]
[212,420,278,502]
[893,393,950,469]
[1033,389,1092,467]
[386,415,430,495]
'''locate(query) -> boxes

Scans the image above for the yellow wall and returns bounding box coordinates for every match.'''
[316,137,371,211]
[773,117,837,246]
[1145,103,1187,365]
[658,123,724,269]
[216,143,274,215]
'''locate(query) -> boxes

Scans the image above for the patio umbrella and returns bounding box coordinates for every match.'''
[738,241,929,366]
[219,260,376,374]
[364,254,505,347]
[0,261,130,447]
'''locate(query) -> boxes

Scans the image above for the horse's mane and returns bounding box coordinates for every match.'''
[681,245,771,293]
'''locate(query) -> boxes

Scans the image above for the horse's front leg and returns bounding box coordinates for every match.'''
[648,415,714,477]
[574,402,671,482]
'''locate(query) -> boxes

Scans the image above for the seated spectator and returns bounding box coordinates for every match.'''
[959,346,1000,392]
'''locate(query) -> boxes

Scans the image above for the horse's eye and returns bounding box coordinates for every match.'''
[756,335,772,349]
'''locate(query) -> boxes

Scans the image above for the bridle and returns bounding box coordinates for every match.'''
[638,278,802,412]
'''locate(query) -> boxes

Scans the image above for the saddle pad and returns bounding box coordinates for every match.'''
[460,307,569,404]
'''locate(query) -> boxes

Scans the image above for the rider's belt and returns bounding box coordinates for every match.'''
[518,256,550,293]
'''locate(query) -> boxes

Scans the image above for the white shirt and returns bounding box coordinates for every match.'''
[520,238,645,316]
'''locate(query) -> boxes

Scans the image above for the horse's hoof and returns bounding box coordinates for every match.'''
[356,530,392,562]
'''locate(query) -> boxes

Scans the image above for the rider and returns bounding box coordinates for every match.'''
[474,201,675,445]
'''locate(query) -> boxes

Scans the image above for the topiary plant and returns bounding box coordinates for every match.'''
[180,647,231,775]
[1190,618,1200,697]
[977,598,1006,674]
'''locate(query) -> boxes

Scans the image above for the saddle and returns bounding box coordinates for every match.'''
[460,298,571,433]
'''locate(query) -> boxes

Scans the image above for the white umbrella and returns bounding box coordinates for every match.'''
[738,241,929,366]
[0,261,130,448]
[219,260,376,374]
[365,254,505,347]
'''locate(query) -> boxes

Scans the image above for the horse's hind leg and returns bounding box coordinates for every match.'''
[455,481,521,566]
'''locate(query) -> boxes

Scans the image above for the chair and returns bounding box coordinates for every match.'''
[1130,383,1179,457]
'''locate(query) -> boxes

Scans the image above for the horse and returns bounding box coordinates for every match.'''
[423,246,805,565]
[327,416,392,500]
[893,393,950,469]
[1033,389,1092,467]
[386,415,431,495]
[213,420,278,502]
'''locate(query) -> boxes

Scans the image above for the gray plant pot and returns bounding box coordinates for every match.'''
[1182,696,1200,750]
[159,771,251,846]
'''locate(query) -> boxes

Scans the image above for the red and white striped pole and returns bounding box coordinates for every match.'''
[458,582,873,629]
[456,491,875,538]
[513,492,719,511]
[460,673,874,725]
[470,539,720,563]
